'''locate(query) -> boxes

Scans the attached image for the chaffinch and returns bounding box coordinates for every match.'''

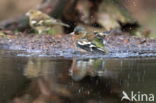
[26,9,69,34]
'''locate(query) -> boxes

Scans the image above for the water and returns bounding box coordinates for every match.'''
[0,50,156,103]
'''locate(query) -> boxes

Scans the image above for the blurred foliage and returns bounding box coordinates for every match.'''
[0,0,155,37]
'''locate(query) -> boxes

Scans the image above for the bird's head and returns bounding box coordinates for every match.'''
[72,26,87,36]
[26,9,42,18]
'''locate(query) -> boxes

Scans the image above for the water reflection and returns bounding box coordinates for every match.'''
[0,56,156,103]
[70,59,119,81]
[0,57,29,103]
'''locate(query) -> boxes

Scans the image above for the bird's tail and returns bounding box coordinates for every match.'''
[55,20,70,27]
[59,22,70,27]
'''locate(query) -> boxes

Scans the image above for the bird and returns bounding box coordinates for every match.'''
[71,26,108,54]
[26,9,69,34]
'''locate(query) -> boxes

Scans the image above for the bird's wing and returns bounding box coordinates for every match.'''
[41,19,53,26]
[52,19,70,27]
[41,18,70,27]
[77,39,92,46]
[77,39,108,53]
[92,38,104,48]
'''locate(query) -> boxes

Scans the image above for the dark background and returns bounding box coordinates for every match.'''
[0,0,155,35]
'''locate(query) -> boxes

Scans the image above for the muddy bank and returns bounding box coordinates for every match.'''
[0,34,156,58]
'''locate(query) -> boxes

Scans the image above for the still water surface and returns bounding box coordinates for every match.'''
[0,50,156,103]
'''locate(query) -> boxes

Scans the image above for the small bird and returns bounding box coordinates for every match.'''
[71,26,108,54]
[26,9,69,34]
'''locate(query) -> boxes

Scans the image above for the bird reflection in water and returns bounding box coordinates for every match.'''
[12,58,123,103]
